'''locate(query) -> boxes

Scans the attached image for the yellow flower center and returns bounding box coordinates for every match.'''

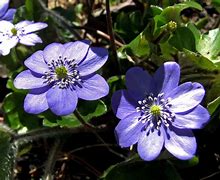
[55,66,68,79]
[11,28,17,35]
[150,105,161,116]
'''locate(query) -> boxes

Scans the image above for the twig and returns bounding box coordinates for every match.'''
[68,143,118,154]
[200,171,220,180]
[105,0,121,73]
[96,30,124,47]
[69,155,102,177]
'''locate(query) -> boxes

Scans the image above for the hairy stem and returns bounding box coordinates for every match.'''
[43,139,63,180]
[12,126,102,142]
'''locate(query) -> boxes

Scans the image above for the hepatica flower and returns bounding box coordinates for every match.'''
[0,0,16,21]
[14,40,109,116]
[112,62,210,161]
[0,20,47,55]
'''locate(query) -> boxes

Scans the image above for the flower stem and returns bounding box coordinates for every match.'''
[74,110,126,159]
[74,110,95,129]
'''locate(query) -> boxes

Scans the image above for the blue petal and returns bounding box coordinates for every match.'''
[115,112,143,147]
[24,50,49,74]
[78,47,108,76]
[14,70,46,89]
[137,129,164,161]
[0,0,9,17]
[111,90,137,119]
[46,87,78,116]
[43,43,65,64]
[24,87,50,114]
[154,62,180,95]
[125,67,154,100]
[75,74,109,100]
[164,127,196,160]
[173,105,210,129]
[63,40,90,64]
[0,8,16,21]
[168,82,205,113]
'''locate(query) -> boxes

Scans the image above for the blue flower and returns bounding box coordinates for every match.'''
[0,20,47,55]
[14,40,109,116]
[111,62,210,161]
[0,0,16,21]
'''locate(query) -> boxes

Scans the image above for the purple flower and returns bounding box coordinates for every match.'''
[14,40,109,116]
[0,0,16,21]
[0,20,47,55]
[111,62,210,161]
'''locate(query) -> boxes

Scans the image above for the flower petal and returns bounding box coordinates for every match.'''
[115,112,143,147]
[19,33,43,46]
[173,105,210,129]
[78,47,108,76]
[0,20,14,32]
[46,87,78,116]
[125,67,154,100]
[14,70,46,89]
[137,129,164,161]
[1,8,16,21]
[24,87,49,114]
[15,20,33,29]
[75,74,109,100]
[0,0,9,17]
[63,40,90,64]
[24,50,49,74]
[154,62,180,95]
[168,82,205,113]
[0,36,18,56]
[165,127,196,160]
[111,90,137,119]
[22,22,48,34]
[43,43,65,64]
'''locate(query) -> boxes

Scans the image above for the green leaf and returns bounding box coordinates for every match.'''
[114,11,144,42]
[2,92,41,130]
[182,49,217,70]
[43,100,107,128]
[169,27,196,51]
[154,1,202,25]
[187,23,201,45]
[208,96,220,115]
[101,160,182,180]
[212,0,220,13]
[120,30,151,59]
[43,113,80,128]
[77,100,107,121]
[197,29,220,67]
[170,156,199,168]
[58,114,80,127]
[25,0,34,20]
[108,75,125,93]
[0,125,17,180]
